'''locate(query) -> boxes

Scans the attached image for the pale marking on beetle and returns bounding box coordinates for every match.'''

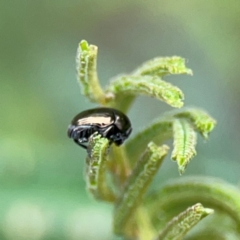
[77,116,113,127]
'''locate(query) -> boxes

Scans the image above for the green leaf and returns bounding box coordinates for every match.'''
[76,40,107,104]
[86,133,115,202]
[145,176,240,232]
[133,56,193,77]
[114,143,169,235]
[105,57,192,111]
[107,75,184,108]
[173,108,216,139]
[125,108,215,171]
[154,203,213,240]
[171,119,197,175]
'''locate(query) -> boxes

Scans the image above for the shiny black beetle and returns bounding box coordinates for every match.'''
[67,107,132,149]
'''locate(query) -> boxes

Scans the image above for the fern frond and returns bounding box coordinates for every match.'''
[133,56,193,77]
[154,203,213,240]
[171,119,197,175]
[107,75,184,108]
[86,133,115,202]
[76,40,107,104]
[146,176,240,233]
[114,143,169,236]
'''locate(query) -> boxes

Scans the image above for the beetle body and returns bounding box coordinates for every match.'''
[67,108,132,149]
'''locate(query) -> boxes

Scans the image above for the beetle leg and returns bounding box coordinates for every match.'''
[74,139,87,149]
[102,126,113,138]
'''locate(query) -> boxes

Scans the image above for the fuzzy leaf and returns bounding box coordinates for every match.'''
[114,143,169,235]
[107,75,184,108]
[145,176,240,233]
[133,56,193,77]
[171,119,197,175]
[155,203,213,240]
[86,133,115,202]
[173,108,216,139]
[106,57,191,111]
[76,40,106,104]
[125,108,215,171]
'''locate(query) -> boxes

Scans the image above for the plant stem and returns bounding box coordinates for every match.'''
[111,146,131,186]
[136,206,156,240]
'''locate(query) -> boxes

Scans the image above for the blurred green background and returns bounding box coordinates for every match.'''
[1,1,240,239]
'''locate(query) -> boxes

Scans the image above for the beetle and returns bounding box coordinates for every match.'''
[67,107,132,149]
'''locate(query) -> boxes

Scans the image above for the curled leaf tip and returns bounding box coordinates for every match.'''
[202,120,216,139]
[107,75,185,108]
[178,165,186,175]
[154,203,213,240]
[79,39,88,50]
[174,108,216,139]
[203,207,214,216]
[133,56,193,77]
[76,40,106,104]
